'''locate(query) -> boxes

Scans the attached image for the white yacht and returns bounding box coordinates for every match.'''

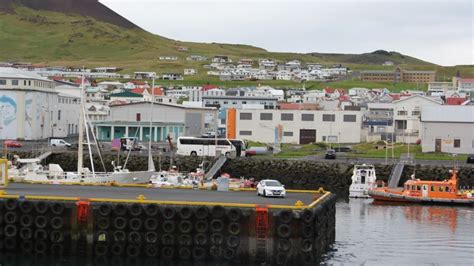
[349,164,377,198]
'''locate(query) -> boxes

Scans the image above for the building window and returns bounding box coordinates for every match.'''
[412,111,420,116]
[301,114,314,121]
[28,80,31,86]
[454,139,460,148]
[240,113,252,120]
[322,114,335,122]
[283,131,293,137]
[281,113,294,121]
[397,110,407,115]
[136,113,141,122]
[239,130,252,136]
[343,114,357,122]
[0,79,6,85]
[58,110,61,121]
[12,80,18,86]
[260,113,273,121]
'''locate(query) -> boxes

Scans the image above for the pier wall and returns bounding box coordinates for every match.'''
[40,153,474,196]
[0,193,336,264]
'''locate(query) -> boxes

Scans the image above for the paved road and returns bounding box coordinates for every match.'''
[5,183,316,205]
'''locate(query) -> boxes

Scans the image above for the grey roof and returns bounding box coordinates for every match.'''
[421,106,474,123]
[0,67,53,82]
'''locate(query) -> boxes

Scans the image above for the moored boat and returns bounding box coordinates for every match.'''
[368,169,474,206]
[349,164,377,198]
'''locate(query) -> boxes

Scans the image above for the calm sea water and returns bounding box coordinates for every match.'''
[323,199,474,265]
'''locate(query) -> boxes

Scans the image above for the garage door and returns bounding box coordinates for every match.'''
[300,129,316,144]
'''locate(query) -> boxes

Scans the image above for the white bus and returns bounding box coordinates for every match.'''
[177,137,246,157]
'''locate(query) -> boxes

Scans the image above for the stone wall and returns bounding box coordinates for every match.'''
[38,153,474,197]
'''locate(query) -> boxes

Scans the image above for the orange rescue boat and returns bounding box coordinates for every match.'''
[368,169,474,206]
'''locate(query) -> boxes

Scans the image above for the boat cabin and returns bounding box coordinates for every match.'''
[402,170,459,199]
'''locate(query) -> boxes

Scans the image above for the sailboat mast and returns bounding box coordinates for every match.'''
[77,73,85,176]
[147,76,156,172]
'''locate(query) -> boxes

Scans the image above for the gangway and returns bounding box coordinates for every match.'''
[204,154,227,180]
[387,162,405,188]
[37,151,53,161]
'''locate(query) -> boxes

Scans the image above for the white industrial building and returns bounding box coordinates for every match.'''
[420,106,474,154]
[0,67,80,140]
[93,102,217,141]
[231,109,362,144]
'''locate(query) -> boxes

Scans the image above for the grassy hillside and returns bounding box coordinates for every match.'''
[0,5,472,90]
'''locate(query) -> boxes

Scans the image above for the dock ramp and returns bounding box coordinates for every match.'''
[205,154,227,180]
[37,151,53,161]
[388,162,405,188]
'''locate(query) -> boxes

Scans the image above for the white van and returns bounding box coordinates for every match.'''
[50,139,71,147]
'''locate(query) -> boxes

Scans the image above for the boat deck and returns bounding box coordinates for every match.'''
[3,183,319,207]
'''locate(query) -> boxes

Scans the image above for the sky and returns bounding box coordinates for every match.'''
[101,0,473,66]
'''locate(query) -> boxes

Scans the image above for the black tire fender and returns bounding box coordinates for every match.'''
[51,202,65,215]
[144,231,158,244]
[277,224,291,238]
[94,243,108,257]
[210,233,224,245]
[195,206,209,220]
[178,206,193,219]
[34,215,48,228]
[192,246,206,260]
[126,244,140,257]
[301,209,315,223]
[228,222,241,235]
[110,243,125,256]
[178,220,193,234]
[127,231,142,244]
[51,216,64,230]
[128,203,143,217]
[34,241,48,254]
[4,224,18,238]
[97,203,112,217]
[129,218,142,231]
[19,227,33,240]
[4,211,18,224]
[49,230,64,243]
[113,217,127,230]
[194,233,208,246]
[162,207,176,220]
[178,234,192,246]
[162,220,175,233]
[113,203,127,216]
[19,200,33,214]
[277,238,291,252]
[178,247,192,260]
[5,198,18,211]
[144,218,158,231]
[278,210,293,224]
[226,235,240,248]
[113,231,126,242]
[195,220,208,233]
[34,229,48,240]
[210,219,224,232]
[96,217,110,230]
[211,205,225,219]
[161,246,174,259]
[144,244,158,257]
[223,248,236,260]
[144,204,159,216]
[20,215,34,227]
[161,234,175,245]
[34,201,48,214]
[227,208,242,222]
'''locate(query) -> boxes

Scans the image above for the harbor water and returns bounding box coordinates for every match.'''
[323,199,474,265]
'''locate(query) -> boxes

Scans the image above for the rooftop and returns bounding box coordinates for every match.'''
[0,67,53,82]
[421,106,474,123]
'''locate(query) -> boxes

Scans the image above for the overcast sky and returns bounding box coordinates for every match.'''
[101,0,473,66]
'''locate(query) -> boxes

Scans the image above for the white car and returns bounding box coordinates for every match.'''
[257,179,286,198]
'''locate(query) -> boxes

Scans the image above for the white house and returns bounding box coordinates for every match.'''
[133,72,156,79]
[162,73,183,81]
[392,95,442,143]
[184,69,197,75]
[159,56,178,61]
[420,105,474,154]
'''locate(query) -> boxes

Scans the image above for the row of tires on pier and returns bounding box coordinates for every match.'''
[0,194,336,264]
[92,202,247,262]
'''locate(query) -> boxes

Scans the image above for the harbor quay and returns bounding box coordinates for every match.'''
[0,183,336,264]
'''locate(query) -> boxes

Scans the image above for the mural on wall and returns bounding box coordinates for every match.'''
[0,93,18,139]
[24,92,33,139]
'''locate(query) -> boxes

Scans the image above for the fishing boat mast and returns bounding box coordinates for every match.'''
[77,73,85,177]
[148,76,156,172]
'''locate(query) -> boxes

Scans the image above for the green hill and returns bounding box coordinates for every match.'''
[0,0,472,89]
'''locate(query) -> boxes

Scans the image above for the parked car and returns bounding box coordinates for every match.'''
[4,140,22,148]
[256,179,286,198]
[50,138,71,147]
[325,149,336,159]
[467,154,474,164]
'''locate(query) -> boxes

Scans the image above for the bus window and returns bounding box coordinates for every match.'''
[411,185,416,190]
[445,186,450,192]
[430,186,435,192]
[439,186,444,192]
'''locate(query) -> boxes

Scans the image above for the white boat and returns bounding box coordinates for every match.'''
[349,164,377,198]
[11,74,154,184]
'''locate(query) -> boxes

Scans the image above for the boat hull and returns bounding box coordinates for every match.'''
[368,189,474,206]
